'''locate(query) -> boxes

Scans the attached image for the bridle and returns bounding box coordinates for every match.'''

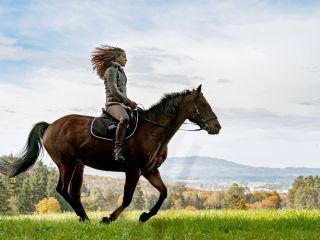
[138,103,217,132]
[192,103,218,132]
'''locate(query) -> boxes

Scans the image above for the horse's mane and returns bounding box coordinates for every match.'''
[139,89,191,120]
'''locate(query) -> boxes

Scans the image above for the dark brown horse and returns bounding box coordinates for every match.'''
[0,85,221,223]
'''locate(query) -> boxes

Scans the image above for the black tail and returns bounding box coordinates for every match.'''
[0,122,50,177]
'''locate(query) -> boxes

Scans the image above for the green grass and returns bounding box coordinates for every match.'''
[1,210,320,239]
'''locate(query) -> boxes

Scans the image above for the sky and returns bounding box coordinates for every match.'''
[0,0,320,173]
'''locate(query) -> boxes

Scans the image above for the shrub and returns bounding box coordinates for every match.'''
[185,205,197,211]
[35,197,61,214]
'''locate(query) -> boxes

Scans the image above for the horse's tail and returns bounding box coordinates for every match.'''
[0,122,50,178]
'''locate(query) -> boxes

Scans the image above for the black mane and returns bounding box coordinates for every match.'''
[139,89,191,120]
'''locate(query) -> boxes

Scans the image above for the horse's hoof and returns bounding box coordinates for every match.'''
[139,212,150,223]
[79,217,90,223]
[100,217,112,224]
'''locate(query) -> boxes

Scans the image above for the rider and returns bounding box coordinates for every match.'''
[91,45,137,162]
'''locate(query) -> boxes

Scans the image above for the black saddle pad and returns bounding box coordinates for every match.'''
[90,109,139,141]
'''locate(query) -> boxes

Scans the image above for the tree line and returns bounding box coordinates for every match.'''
[0,155,318,214]
[286,175,320,209]
[0,155,70,214]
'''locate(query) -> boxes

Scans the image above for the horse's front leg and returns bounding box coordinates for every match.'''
[140,169,167,222]
[101,169,140,224]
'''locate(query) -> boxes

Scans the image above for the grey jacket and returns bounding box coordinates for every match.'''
[104,62,131,107]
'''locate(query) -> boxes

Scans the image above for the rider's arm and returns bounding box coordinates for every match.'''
[104,67,131,105]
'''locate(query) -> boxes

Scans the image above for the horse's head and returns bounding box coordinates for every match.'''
[185,85,221,135]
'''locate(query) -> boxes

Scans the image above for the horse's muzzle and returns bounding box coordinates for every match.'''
[208,124,221,135]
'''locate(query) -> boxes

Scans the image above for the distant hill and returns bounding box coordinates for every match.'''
[84,156,320,190]
[158,156,320,189]
[160,156,320,179]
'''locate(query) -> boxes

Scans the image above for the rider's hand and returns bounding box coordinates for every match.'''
[129,101,137,109]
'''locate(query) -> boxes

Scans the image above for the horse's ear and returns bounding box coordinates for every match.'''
[196,84,202,93]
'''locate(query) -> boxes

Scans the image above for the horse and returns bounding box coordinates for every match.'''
[0,85,221,223]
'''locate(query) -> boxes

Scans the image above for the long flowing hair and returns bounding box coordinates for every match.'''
[91,45,124,79]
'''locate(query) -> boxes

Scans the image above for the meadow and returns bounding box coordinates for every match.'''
[0,210,320,240]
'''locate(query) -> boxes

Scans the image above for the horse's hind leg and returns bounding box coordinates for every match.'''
[70,162,89,222]
[56,161,88,222]
[101,169,140,224]
[140,169,167,222]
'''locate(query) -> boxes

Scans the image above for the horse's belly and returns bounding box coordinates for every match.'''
[81,156,127,172]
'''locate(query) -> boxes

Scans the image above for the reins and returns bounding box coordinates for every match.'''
[138,114,202,131]
[136,104,209,132]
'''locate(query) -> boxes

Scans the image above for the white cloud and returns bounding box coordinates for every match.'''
[0,34,16,45]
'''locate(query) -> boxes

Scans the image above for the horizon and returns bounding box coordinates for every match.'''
[82,155,320,178]
[1,1,319,170]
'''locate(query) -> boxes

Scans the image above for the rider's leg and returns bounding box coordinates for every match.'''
[106,104,129,162]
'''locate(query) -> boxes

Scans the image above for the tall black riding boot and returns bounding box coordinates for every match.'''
[113,122,127,162]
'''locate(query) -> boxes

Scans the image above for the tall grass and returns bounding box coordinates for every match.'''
[0,210,320,239]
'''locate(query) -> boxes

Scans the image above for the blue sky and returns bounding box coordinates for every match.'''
[1,0,320,172]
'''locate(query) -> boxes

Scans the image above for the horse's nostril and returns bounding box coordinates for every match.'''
[216,124,221,130]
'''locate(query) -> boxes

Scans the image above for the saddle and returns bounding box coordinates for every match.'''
[90,108,139,141]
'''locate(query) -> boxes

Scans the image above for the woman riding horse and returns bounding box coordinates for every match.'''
[91,45,137,162]
[0,56,221,223]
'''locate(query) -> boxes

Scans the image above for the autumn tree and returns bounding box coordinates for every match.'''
[35,197,61,214]
[204,191,225,209]
[225,183,245,209]
[257,191,281,209]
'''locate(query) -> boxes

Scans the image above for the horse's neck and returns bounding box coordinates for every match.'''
[148,109,186,145]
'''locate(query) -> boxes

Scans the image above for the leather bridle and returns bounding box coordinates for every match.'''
[192,103,217,131]
[138,103,217,132]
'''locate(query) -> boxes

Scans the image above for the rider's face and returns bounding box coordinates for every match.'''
[115,52,127,67]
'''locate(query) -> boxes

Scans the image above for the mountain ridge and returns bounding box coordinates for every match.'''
[157,156,320,188]
[84,156,320,189]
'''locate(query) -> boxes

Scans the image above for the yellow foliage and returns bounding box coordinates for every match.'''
[237,199,247,210]
[185,205,197,211]
[245,204,252,210]
[35,197,61,214]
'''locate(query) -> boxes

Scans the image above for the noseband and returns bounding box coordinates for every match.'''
[192,103,217,131]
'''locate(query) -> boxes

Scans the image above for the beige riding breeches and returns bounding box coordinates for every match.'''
[106,104,130,124]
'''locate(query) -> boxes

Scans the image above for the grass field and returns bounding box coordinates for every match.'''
[0,210,320,239]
